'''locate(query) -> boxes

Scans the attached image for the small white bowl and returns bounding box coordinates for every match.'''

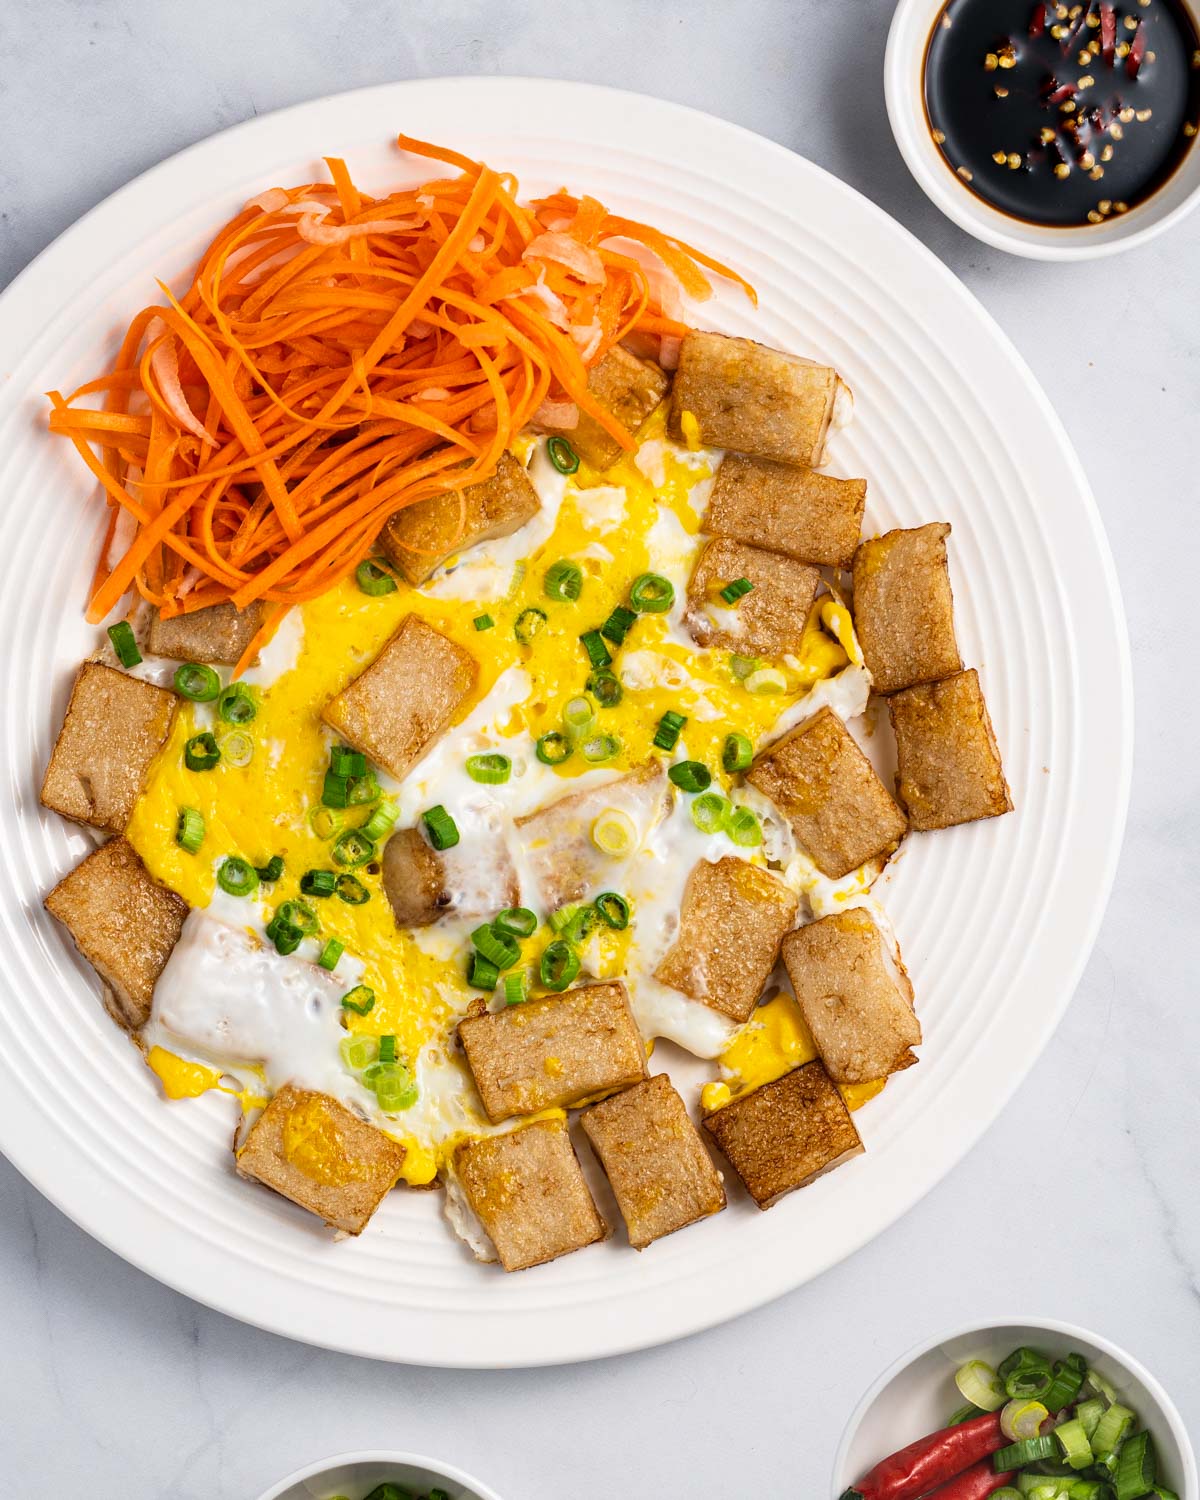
[255,1450,507,1500]
[884,0,1200,258]
[833,1317,1197,1495]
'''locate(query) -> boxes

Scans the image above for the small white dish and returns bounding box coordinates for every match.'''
[885,0,1200,258]
[255,1450,506,1500]
[833,1316,1197,1495]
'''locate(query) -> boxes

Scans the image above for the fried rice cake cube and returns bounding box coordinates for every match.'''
[44,836,188,1031]
[686,537,821,657]
[655,856,799,1023]
[781,909,921,1085]
[322,614,478,782]
[580,1073,726,1249]
[540,345,669,471]
[40,661,177,836]
[377,451,541,587]
[747,707,907,879]
[703,1060,863,1209]
[235,1083,407,1236]
[452,1117,607,1272]
[704,454,866,569]
[382,824,520,929]
[458,981,648,1124]
[147,600,266,666]
[888,668,1013,832]
[852,521,963,694]
[668,330,843,466]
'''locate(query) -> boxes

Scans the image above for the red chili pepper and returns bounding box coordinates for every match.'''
[919,1463,1016,1500]
[1127,22,1148,77]
[841,1413,1006,1500]
[1029,3,1048,38]
[1099,3,1117,63]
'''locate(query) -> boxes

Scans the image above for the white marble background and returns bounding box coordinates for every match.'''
[1,2,1197,1495]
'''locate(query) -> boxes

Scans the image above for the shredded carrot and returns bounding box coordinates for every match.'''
[49,132,755,637]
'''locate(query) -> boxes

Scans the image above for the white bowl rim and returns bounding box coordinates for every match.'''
[832,1314,1199,1493]
[254,1449,508,1500]
[884,0,1200,260]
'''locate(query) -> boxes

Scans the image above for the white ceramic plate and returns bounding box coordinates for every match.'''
[0,78,1131,1367]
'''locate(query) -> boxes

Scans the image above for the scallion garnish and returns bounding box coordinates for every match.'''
[184,732,220,771]
[265,914,303,955]
[591,808,637,856]
[346,773,380,806]
[720,576,754,605]
[546,435,580,474]
[330,745,368,778]
[107,621,142,667]
[422,805,459,850]
[503,970,528,1006]
[217,682,257,724]
[668,760,711,793]
[629,573,674,614]
[175,806,205,854]
[722,732,754,773]
[321,771,350,808]
[493,907,537,938]
[726,806,763,847]
[341,984,376,1015]
[471,923,520,970]
[468,953,500,990]
[277,900,318,936]
[339,1033,377,1071]
[563,695,595,733]
[729,654,759,680]
[543,559,583,602]
[581,732,620,763]
[355,558,397,596]
[560,904,597,945]
[652,710,686,752]
[1113,1431,1155,1497]
[991,1435,1057,1470]
[217,856,257,897]
[539,939,580,991]
[255,855,284,883]
[691,791,731,834]
[360,798,399,843]
[600,604,637,647]
[548,902,584,935]
[473,613,494,632]
[335,873,370,906]
[579,629,611,669]
[535,731,572,766]
[309,805,346,840]
[465,752,511,785]
[300,869,336,898]
[999,1348,1055,1402]
[378,1034,397,1064]
[174,662,222,702]
[375,1068,418,1112]
[318,938,344,971]
[332,830,375,868]
[745,666,788,695]
[594,892,630,929]
[586,668,623,708]
[515,607,548,646]
[218,730,253,768]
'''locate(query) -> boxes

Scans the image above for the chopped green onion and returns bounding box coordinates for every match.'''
[629,572,674,613]
[494,907,537,938]
[175,806,205,854]
[173,662,221,702]
[506,561,528,601]
[503,970,528,1006]
[278,900,318,935]
[375,1068,418,1112]
[1083,1368,1121,1405]
[548,902,585,934]
[1043,1354,1088,1412]
[988,1492,1022,1500]
[471,923,520,970]
[341,985,376,1016]
[691,791,731,834]
[217,856,257,897]
[332,830,375,868]
[330,745,367,778]
[594,892,630,930]
[318,938,344,971]
[515,607,548,646]
[653,710,687,751]
[581,732,620,763]
[560,904,597,945]
[255,855,284,883]
[600,604,637,647]
[730,653,760,680]
[422,805,459,850]
[580,629,612,669]
[544,559,583,602]
[184,732,220,771]
[378,1035,397,1065]
[473,613,494,632]
[546,435,580,474]
[535,731,572,766]
[346,773,380,806]
[218,729,254,767]
[300,868,336,898]
[1075,1399,1107,1442]
[107,621,142,667]
[339,1034,378,1071]
[946,1404,984,1427]
[727,806,763,847]
[1114,1432,1155,1500]
[309,805,346,840]
[722,732,754,773]
[992,1436,1058,1471]
[668,760,711,793]
[321,770,350,808]
[360,798,399,843]
[465,752,511,785]
[563,695,595,733]
[355,558,397,596]
[955,1360,1006,1413]
[591,808,637,856]
[1000,1347,1055,1402]
[539,939,580,991]
[468,953,500,990]
[217,682,257,724]
[587,668,623,708]
[1001,1399,1050,1443]
[265,915,303,955]
[1091,1404,1135,1460]
[335,874,370,906]
[720,576,754,605]
[745,667,788,695]
[1053,1418,1093,1471]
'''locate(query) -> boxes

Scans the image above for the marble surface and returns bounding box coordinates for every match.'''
[1,2,1198,1495]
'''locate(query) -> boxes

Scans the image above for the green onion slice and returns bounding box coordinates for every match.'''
[560,904,597,945]
[722,732,754,774]
[346,773,381,806]
[563,695,595,733]
[503,970,528,1006]
[539,939,580,992]
[217,682,257,724]
[992,1435,1057,1471]
[321,770,350,808]
[335,874,370,906]
[544,559,583,602]
[355,558,398,596]
[473,613,494,632]
[946,1404,984,1428]
[107,621,142,667]
[494,907,537,938]
[173,662,221,702]
[218,729,254,768]
[515,607,548,646]
[184,732,220,771]
[668,760,711,793]
[629,573,674,613]
[586,668,623,708]
[332,830,376,868]
[999,1347,1055,1402]
[377,1034,397,1064]
[591,808,637,856]
[726,806,763,847]
[720,576,754,605]
[300,868,336,898]
[954,1361,1006,1413]
[535,731,572,766]
[548,902,585,934]
[471,923,520,970]
[277,900,318,935]
[600,604,636,647]
[465,752,511,785]
[339,1033,378,1071]
[422,805,459,850]
[341,984,376,1016]
[1042,1354,1088,1413]
[653,710,686,751]
[594,892,630,930]
[729,654,760,680]
[468,953,500,991]
[360,798,399,843]
[690,792,731,834]
[374,1067,418,1112]
[1000,1398,1049,1443]
[579,629,611,669]
[330,745,368,778]
[1091,1403,1135,1460]
[217,856,257,897]
[255,855,284,883]
[581,732,620,764]
[1113,1432,1156,1500]
[309,805,346,840]
[175,806,205,854]
[1052,1416,1094,1471]
[546,435,580,474]
[745,667,788,695]
[265,916,303,955]
[318,938,344,971]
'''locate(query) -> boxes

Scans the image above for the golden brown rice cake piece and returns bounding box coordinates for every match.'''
[703,1060,863,1208]
[40,661,177,835]
[235,1084,407,1235]
[458,982,647,1123]
[580,1074,726,1249]
[378,451,541,586]
[540,346,669,471]
[147,600,266,666]
[852,522,962,695]
[747,707,907,879]
[669,331,842,466]
[888,668,1013,832]
[781,910,921,1085]
[322,615,477,782]
[452,1118,607,1271]
[44,837,188,1031]
[704,454,866,569]
[655,856,799,1023]
[382,826,519,929]
[686,537,820,657]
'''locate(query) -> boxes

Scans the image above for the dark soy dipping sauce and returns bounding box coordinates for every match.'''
[925,0,1200,226]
